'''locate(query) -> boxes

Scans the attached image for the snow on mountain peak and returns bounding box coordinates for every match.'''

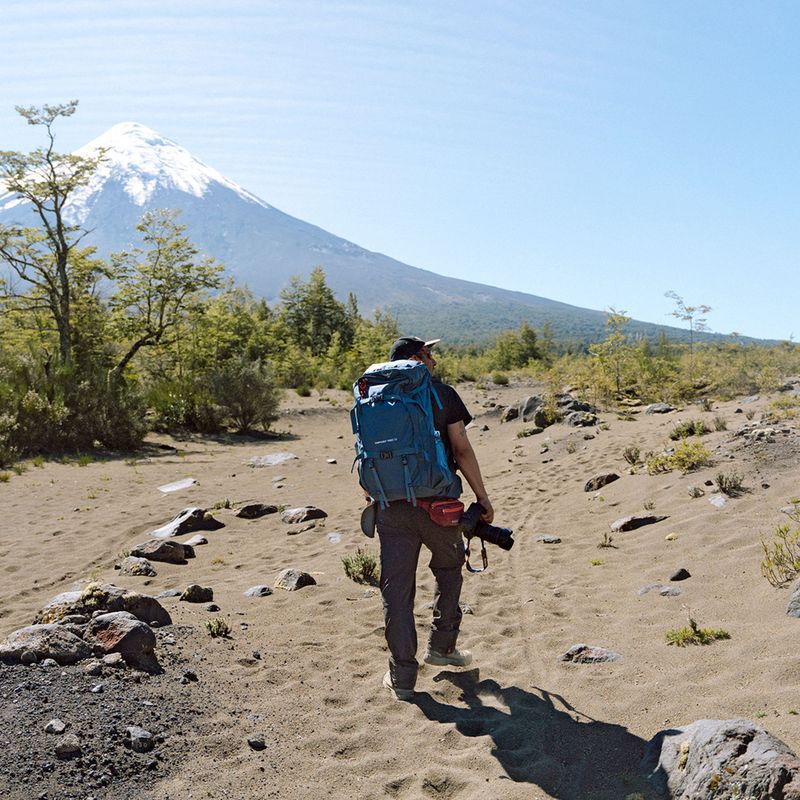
[66,122,270,220]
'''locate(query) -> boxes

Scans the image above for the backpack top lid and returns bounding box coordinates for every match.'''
[354,359,429,400]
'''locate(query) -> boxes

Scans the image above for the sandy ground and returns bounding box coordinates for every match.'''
[2,380,800,799]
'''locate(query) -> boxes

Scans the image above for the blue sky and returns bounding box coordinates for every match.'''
[2,0,798,340]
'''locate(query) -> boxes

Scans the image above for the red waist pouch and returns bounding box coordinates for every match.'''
[416,498,465,527]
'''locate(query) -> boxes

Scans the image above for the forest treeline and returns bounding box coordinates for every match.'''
[1,102,799,465]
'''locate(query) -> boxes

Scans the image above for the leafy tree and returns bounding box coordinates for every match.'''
[589,309,631,398]
[279,267,354,354]
[108,209,224,384]
[0,101,107,367]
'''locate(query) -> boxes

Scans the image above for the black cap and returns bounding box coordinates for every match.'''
[388,336,441,361]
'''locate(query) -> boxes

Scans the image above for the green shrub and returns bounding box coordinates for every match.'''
[295,385,311,397]
[646,439,712,475]
[669,419,710,440]
[666,617,730,647]
[205,617,231,638]
[713,415,727,431]
[342,548,379,585]
[622,445,640,465]
[761,519,800,586]
[210,357,283,432]
[715,470,744,496]
[492,373,509,386]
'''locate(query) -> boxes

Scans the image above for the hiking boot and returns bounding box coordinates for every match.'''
[423,647,473,667]
[383,671,414,701]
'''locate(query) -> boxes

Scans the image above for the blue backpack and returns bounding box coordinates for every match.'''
[351,360,462,508]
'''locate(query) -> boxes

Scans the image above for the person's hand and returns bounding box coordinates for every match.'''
[477,496,494,523]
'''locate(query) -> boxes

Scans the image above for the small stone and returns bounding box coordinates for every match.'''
[274,568,316,591]
[558,644,622,663]
[45,719,67,734]
[205,603,220,612]
[40,658,59,668]
[183,534,208,547]
[180,585,214,603]
[611,515,668,532]
[20,649,38,665]
[584,473,620,492]
[102,652,125,668]
[125,725,155,753]
[762,482,771,489]
[248,734,267,751]
[117,556,157,577]
[670,568,691,581]
[281,506,328,524]
[536,535,562,544]
[326,458,337,464]
[244,585,273,598]
[665,533,678,541]
[182,669,198,682]
[704,479,714,486]
[83,659,102,676]
[659,586,682,597]
[157,588,183,598]
[90,683,104,693]
[235,503,279,519]
[55,734,82,759]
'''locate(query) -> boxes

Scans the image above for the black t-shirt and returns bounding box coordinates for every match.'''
[431,378,472,472]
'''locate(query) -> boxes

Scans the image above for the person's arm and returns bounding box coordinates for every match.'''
[447,420,494,522]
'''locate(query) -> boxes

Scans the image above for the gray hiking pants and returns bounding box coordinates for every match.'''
[376,501,465,691]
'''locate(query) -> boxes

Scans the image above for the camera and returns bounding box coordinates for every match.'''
[460,502,514,551]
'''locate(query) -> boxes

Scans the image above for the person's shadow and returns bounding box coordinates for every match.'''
[414,669,657,799]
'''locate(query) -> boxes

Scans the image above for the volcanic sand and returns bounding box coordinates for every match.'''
[2,381,799,799]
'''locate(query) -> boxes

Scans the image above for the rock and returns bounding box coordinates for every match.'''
[83,659,102,675]
[235,503,279,519]
[117,556,157,577]
[740,394,760,404]
[660,586,682,597]
[274,568,316,591]
[244,585,273,597]
[182,534,208,547]
[35,584,172,627]
[286,523,317,536]
[670,568,691,581]
[248,734,267,751]
[41,657,59,667]
[149,507,224,539]
[563,411,598,427]
[0,624,92,666]
[610,515,668,532]
[45,718,67,734]
[205,603,220,612]
[125,725,155,753]
[500,406,519,423]
[84,612,159,672]
[55,733,82,760]
[536,535,562,544]
[326,458,337,464]
[786,580,800,618]
[102,652,125,668]
[781,506,800,517]
[248,452,298,467]
[281,506,328,524]
[532,408,553,428]
[641,719,800,799]
[180,584,213,603]
[519,395,543,421]
[584,473,620,492]
[130,540,193,564]
[709,495,727,509]
[556,394,594,413]
[480,424,489,431]
[558,644,622,664]
[157,588,182,599]
[645,403,675,414]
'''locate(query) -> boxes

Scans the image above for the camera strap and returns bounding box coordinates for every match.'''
[464,538,489,573]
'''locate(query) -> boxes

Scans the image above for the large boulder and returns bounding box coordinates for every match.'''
[84,612,159,672]
[35,584,172,627]
[642,719,800,799]
[148,507,224,539]
[0,624,92,665]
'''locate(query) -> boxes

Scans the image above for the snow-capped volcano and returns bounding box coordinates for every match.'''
[0,122,700,344]
[67,122,270,223]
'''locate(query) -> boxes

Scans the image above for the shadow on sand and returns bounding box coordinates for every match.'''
[413,669,657,800]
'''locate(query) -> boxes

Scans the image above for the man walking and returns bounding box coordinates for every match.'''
[377,336,494,700]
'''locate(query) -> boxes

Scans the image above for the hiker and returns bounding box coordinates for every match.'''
[373,336,494,700]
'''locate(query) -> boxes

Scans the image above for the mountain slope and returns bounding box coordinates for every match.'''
[0,123,749,345]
